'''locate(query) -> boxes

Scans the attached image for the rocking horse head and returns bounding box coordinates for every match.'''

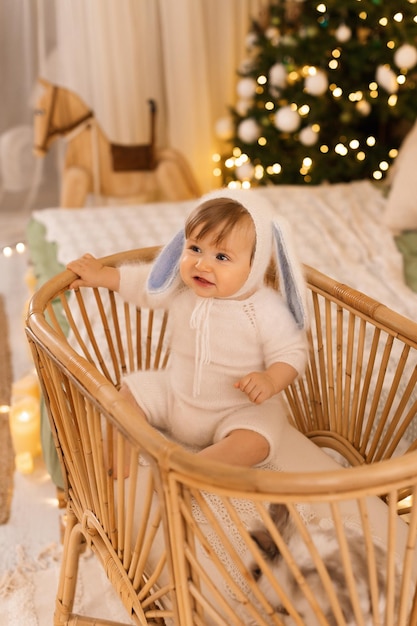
[33,78,94,157]
[32,77,200,207]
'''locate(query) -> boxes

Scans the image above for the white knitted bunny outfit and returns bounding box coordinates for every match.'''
[119,189,308,466]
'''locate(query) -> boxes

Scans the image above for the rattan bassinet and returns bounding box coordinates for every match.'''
[26,246,417,626]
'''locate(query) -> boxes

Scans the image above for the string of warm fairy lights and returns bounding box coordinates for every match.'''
[213,3,417,188]
[1,242,45,474]
[1,242,27,258]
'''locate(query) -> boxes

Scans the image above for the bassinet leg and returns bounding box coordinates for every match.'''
[408,586,417,626]
[54,507,85,625]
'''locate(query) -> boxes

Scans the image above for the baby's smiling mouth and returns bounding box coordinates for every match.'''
[193,275,214,286]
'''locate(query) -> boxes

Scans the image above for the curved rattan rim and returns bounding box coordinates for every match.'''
[26,246,417,502]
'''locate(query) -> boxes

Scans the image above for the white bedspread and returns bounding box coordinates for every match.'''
[33,180,417,320]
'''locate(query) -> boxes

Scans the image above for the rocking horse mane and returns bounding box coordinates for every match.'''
[33,79,200,207]
[34,105,94,153]
[34,81,93,155]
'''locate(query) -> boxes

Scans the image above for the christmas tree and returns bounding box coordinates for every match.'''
[216,0,417,186]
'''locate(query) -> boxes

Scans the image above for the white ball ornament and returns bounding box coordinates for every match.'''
[245,32,259,50]
[299,125,318,146]
[269,63,287,88]
[236,162,255,181]
[235,99,252,117]
[394,44,417,70]
[265,26,280,46]
[237,118,261,143]
[239,58,256,74]
[215,116,234,141]
[274,106,301,133]
[335,24,352,43]
[236,77,257,99]
[376,65,398,94]
[304,69,328,96]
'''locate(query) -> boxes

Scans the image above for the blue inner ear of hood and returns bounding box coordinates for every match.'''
[147,229,185,293]
[273,222,305,329]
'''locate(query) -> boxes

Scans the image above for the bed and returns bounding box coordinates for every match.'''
[28,179,417,315]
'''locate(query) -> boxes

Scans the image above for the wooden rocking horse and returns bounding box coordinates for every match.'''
[33,78,201,207]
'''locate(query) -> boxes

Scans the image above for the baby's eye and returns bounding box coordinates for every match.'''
[216,253,229,261]
[189,244,201,253]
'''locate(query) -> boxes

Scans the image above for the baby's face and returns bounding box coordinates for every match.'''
[179,220,255,299]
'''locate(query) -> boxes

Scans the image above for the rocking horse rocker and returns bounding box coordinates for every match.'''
[33,78,201,207]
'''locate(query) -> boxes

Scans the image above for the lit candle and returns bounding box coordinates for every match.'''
[15,452,35,474]
[11,371,41,403]
[9,397,42,474]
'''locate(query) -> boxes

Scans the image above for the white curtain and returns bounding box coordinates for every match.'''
[0,0,38,133]
[39,0,266,192]
[0,0,59,226]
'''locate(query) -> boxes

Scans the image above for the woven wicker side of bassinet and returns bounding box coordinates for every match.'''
[26,246,417,626]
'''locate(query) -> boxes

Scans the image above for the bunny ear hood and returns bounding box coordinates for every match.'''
[147,229,185,294]
[147,189,309,329]
[272,218,309,330]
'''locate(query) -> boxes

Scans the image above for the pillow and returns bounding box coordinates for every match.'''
[384,119,417,233]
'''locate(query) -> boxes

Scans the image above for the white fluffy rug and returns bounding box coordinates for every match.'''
[0,460,134,625]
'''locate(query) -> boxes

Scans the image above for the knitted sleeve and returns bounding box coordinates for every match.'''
[118,263,152,307]
[256,288,308,376]
[118,263,177,309]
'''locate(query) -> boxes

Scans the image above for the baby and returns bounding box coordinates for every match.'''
[67,189,308,467]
